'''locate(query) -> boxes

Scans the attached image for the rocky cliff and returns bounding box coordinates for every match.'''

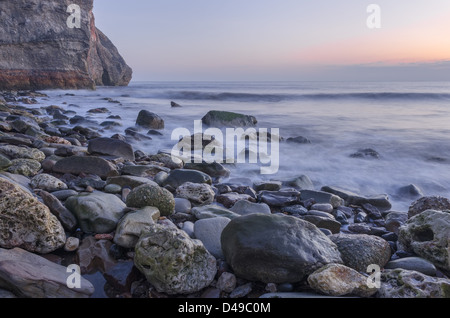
[0,0,132,90]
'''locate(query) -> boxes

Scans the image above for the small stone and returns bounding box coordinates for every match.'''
[310,203,334,213]
[229,283,253,298]
[64,237,80,252]
[104,183,122,194]
[216,272,237,293]
[95,233,114,240]
[265,283,277,293]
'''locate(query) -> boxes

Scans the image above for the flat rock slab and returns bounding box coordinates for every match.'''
[0,247,94,298]
[53,156,119,179]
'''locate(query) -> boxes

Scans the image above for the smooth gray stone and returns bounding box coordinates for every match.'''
[384,257,437,276]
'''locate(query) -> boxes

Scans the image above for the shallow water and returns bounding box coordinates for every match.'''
[32,81,450,212]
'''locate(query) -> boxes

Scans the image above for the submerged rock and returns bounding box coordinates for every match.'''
[135,110,164,129]
[201,110,257,128]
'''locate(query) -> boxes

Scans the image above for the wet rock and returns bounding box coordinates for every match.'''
[221,214,343,283]
[230,283,253,298]
[194,216,231,259]
[398,210,450,271]
[217,192,256,208]
[126,183,175,217]
[378,269,450,298]
[30,173,67,192]
[104,183,122,194]
[121,164,170,178]
[163,169,212,189]
[103,260,141,294]
[53,156,119,179]
[407,196,450,219]
[229,200,271,216]
[147,153,184,170]
[329,233,391,272]
[88,137,135,161]
[0,154,12,170]
[396,184,424,200]
[253,180,282,192]
[258,190,301,207]
[307,263,377,297]
[38,190,78,231]
[300,189,344,208]
[321,186,392,211]
[174,197,192,214]
[113,207,160,249]
[184,161,230,178]
[134,223,217,295]
[286,136,311,144]
[175,182,215,206]
[135,110,164,129]
[106,175,157,189]
[384,257,437,276]
[65,191,126,234]
[0,178,65,253]
[0,247,94,298]
[76,236,117,274]
[385,211,408,234]
[202,110,257,128]
[350,148,380,159]
[216,272,237,293]
[281,175,314,190]
[64,237,80,252]
[51,189,78,201]
[300,215,341,234]
[311,203,334,213]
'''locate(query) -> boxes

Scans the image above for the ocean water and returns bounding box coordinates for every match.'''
[34,81,450,212]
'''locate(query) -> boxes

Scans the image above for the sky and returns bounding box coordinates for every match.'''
[93,0,450,82]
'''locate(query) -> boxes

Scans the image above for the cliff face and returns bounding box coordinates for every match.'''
[0,0,132,90]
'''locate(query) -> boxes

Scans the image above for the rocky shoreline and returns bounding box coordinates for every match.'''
[0,90,449,299]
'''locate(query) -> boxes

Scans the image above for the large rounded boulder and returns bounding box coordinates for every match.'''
[220,213,343,283]
[126,183,175,216]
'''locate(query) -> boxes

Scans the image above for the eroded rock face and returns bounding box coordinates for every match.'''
[0,0,132,90]
[398,210,450,272]
[0,178,66,253]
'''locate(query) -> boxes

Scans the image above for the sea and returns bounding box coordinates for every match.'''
[32,81,450,212]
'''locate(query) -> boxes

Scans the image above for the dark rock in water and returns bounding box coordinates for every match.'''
[286,136,311,144]
[258,190,301,207]
[88,107,109,114]
[202,110,257,128]
[221,214,343,283]
[147,129,163,136]
[281,175,314,190]
[52,156,119,179]
[88,137,135,161]
[124,127,153,141]
[281,204,308,215]
[321,185,392,211]
[361,203,383,220]
[135,110,164,129]
[396,184,424,200]
[0,0,132,90]
[73,126,101,139]
[350,148,380,159]
[184,161,230,178]
[100,121,122,128]
[253,180,282,192]
[407,196,450,219]
[162,169,212,189]
[300,189,344,208]
[171,101,182,107]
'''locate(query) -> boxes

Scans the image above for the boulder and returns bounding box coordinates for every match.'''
[106,175,157,189]
[53,156,119,179]
[194,217,231,259]
[258,190,301,207]
[135,110,164,129]
[126,183,175,217]
[221,214,343,283]
[300,189,344,208]
[201,110,257,128]
[0,0,132,90]
[407,196,450,219]
[134,223,217,295]
[398,209,450,271]
[175,182,215,206]
[0,178,65,253]
[65,191,126,234]
[163,169,212,189]
[0,247,94,298]
[329,233,391,272]
[30,173,67,192]
[378,269,450,298]
[113,207,160,249]
[307,263,377,297]
[88,138,135,161]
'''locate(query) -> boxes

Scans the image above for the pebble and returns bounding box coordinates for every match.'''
[64,237,80,252]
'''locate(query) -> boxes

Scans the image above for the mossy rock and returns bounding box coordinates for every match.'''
[126,183,175,216]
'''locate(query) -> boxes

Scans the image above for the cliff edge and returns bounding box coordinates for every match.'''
[0,0,132,90]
